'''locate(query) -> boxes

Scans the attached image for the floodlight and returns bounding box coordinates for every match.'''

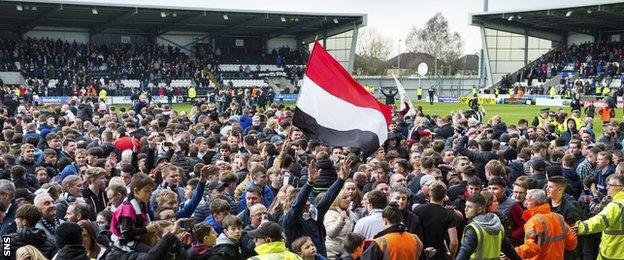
[92,8,98,15]
[172,12,177,17]
[507,16,513,21]
[281,16,286,22]
[333,18,339,24]
[161,11,166,18]
[223,14,229,20]
[16,4,22,11]
[566,10,573,17]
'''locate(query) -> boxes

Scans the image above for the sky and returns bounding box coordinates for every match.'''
[57,0,617,57]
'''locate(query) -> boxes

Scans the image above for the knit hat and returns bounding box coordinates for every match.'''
[56,222,84,248]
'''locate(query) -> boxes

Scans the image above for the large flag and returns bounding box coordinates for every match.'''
[293,42,392,157]
[392,74,417,116]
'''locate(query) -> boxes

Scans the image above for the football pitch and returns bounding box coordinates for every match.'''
[115,101,614,134]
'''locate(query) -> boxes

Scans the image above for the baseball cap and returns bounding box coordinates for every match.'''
[246,221,282,241]
[207,180,225,190]
[270,135,284,145]
[420,174,436,186]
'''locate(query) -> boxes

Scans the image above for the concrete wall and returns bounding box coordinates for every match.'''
[267,36,297,52]
[157,31,210,54]
[355,76,481,98]
[26,27,88,43]
[567,33,594,46]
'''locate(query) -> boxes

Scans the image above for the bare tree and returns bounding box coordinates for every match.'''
[356,27,394,60]
[405,13,463,74]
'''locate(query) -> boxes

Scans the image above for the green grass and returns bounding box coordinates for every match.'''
[119,101,611,134]
[410,101,607,134]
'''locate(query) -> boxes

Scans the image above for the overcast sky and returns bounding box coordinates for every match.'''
[60,0,616,56]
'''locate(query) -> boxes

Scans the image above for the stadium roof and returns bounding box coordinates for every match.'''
[0,0,365,42]
[471,1,624,41]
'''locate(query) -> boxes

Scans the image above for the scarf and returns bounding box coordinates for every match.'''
[191,242,213,255]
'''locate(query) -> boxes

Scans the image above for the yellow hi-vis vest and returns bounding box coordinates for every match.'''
[463,221,504,260]
[578,192,624,260]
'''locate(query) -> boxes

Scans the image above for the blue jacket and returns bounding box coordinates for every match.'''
[176,181,205,219]
[59,163,81,182]
[204,214,224,235]
[0,200,17,235]
[23,131,41,145]
[237,183,274,213]
[283,178,345,257]
[597,164,615,193]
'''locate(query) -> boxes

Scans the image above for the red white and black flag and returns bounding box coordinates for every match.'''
[293,42,392,157]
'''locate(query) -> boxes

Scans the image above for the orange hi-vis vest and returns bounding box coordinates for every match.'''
[515,203,578,260]
[374,231,423,260]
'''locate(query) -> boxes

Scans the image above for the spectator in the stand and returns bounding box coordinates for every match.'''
[82,167,108,221]
[10,204,57,258]
[52,222,90,260]
[56,175,84,220]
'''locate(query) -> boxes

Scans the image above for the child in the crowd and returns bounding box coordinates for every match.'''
[187,222,220,259]
[338,233,365,260]
[292,236,328,260]
[213,215,255,259]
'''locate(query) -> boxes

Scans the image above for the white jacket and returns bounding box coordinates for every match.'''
[323,209,354,258]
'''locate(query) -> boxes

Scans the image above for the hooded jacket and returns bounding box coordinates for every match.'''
[515,203,577,260]
[52,244,89,260]
[11,227,57,259]
[212,232,255,259]
[457,213,520,260]
[249,241,302,260]
[314,159,337,190]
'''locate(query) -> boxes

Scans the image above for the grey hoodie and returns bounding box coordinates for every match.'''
[471,212,503,235]
[216,232,236,246]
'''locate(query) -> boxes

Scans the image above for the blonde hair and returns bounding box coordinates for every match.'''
[108,176,126,187]
[329,188,350,211]
[16,245,48,260]
[268,184,294,214]
[155,189,178,207]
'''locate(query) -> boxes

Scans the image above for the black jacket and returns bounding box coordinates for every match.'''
[83,186,108,221]
[54,244,89,260]
[77,103,93,122]
[106,233,187,260]
[434,123,454,140]
[402,210,423,239]
[314,159,337,190]
[11,227,57,259]
[455,136,498,181]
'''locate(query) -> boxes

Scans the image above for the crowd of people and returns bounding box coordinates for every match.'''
[0,38,305,98]
[0,64,624,260]
[500,42,624,96]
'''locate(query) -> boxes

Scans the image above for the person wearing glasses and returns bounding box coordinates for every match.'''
[575,174,624,260]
